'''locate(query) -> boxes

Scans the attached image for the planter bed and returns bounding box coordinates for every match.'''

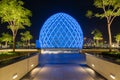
[90,52,120,65]
[0,53,39,80]
[0,52,37,67]
[86,53,120,80]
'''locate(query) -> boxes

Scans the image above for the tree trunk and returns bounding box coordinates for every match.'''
[118,41,120,48]
[96,40,99,47]
[5,41,8,48]
[28,40,30,48]
[26,40,28,48]
[117,41,119,47]
[94,40,96,47]
[108,23,112,52]
[13,35,16,52]
[12,31,17,52]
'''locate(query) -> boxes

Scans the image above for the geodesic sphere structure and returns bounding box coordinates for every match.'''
[38,13,83,49]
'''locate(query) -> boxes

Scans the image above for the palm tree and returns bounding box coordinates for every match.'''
[91,29,103,47]
[20,31,33,48]
[114,33,120,46]
[0,33,12,48]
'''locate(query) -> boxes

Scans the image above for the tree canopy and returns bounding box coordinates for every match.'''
[20,31,33,48]
[91,29,103,46]
[0,0,32,51]
[86,0,120,51]
[0,33,12,47]
[115,33,120,44]
[91,29,103,41]
[20,31,33,42]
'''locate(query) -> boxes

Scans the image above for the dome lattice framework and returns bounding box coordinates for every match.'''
[38,13,83,49]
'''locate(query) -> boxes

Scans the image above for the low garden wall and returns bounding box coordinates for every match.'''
[86,53,120,80]
[0,54,39,80]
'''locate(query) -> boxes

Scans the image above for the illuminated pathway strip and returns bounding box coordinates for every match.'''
[0,48,118,53]
[0,49,39,52]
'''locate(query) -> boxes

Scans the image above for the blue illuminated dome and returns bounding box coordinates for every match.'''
[37,12,83,49]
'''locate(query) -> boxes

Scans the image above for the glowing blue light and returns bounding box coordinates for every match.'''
[36,12,83,49]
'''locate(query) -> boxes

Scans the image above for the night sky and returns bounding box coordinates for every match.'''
[3,0,120,42]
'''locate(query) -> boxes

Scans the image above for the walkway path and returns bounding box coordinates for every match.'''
[21,53,106,80]
[33,64,93,80]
